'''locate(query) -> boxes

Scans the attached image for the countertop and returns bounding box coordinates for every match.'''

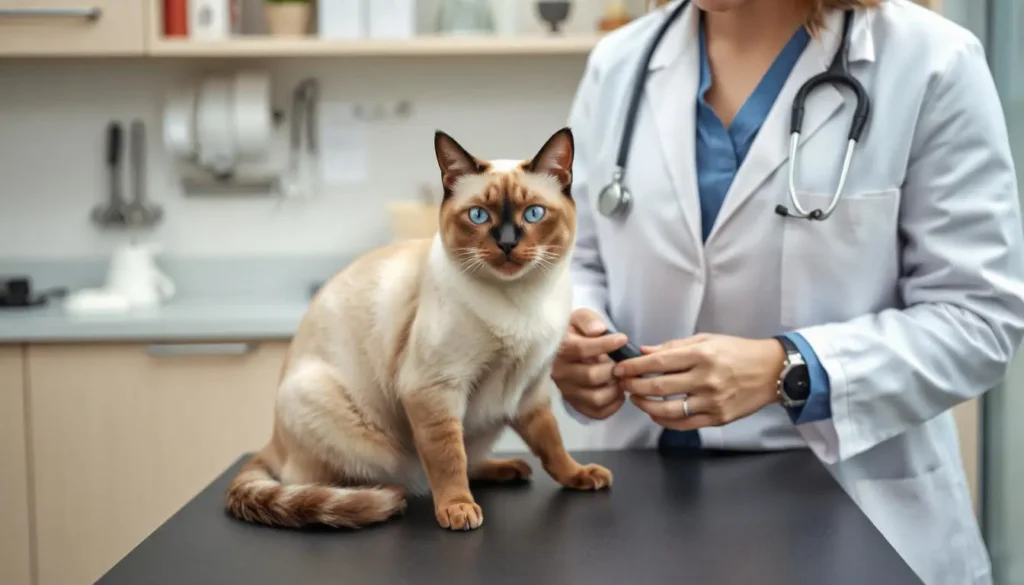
[95,449,923,585]
[0,254,354,343]
[0,298,308,342]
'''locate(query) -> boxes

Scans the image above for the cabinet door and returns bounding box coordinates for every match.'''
[28,341,288,585]
[0,345,32,585]
[0,1,146,56]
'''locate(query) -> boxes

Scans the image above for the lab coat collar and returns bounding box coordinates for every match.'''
[644,2,704,252]
[647,0,698,72]
[646,2,877,72]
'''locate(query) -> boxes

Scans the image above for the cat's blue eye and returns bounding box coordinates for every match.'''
[468,207,490,225]
[523,205,546,223]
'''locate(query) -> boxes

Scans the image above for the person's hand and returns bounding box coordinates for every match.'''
[612,334,786,431]
[551,308,630,420]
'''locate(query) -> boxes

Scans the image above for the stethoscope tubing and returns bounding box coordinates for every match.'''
[598,0,871,222]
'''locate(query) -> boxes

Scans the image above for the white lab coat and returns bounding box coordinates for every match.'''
[563,1,1024,583]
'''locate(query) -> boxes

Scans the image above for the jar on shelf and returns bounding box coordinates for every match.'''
[598,1,631,31]
[436,0,495,35]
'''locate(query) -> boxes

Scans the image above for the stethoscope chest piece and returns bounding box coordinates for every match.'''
[597,168,632,219]
[598,181,631,219]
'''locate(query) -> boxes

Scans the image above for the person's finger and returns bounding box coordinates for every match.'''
[618,370,708,397]
[551,360,615,387]
[638,334,713,354]
[613,346,705,378]
[569,308,610,336]
[558,331,628,361]
[565,385,621,411]
[590,393,627,420]
[629,393,714,420]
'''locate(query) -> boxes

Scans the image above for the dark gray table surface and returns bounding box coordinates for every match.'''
[96,449,922,585]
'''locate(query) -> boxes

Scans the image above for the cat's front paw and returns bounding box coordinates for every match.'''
[558,463,613,490]
[436,500,484,531]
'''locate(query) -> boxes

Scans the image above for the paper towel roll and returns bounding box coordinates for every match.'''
[195,76,236,174]
[165,71,273,176]
[231,71,273,160]
[162,88,197,158]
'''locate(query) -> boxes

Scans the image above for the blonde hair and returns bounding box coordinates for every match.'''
[806,0,885,35]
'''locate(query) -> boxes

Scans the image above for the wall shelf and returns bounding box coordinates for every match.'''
[148,35,601,58]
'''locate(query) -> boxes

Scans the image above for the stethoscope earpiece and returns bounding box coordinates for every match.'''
[774,205,827,221]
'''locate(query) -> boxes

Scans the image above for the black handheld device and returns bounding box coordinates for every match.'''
[602,330,643,362]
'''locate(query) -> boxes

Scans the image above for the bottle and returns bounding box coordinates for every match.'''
[164,0,188,36]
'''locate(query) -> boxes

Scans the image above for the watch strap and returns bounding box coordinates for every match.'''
[773,334,801,358]
[772,335,808,407]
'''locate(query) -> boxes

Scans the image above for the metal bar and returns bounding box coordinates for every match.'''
[145,342,257,357]
[0,7,101,20]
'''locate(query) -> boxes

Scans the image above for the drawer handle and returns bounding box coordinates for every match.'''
[0,7,101,21]
[146,342,257,357]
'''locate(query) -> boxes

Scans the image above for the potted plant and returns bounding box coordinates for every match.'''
[264,0,311,36]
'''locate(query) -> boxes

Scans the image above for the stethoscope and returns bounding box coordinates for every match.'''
[596,0,871,221]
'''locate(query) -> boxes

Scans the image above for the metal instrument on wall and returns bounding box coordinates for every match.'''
[92,119,163,229]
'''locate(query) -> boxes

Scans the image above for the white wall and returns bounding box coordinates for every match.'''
[0,56,587,259]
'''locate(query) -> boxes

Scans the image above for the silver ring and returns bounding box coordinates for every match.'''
[682,396,691,417]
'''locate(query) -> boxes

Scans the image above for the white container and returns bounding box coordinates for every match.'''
[491,0,519,36]
[368,0,416,39]
[318,0,366,39]
[189,0,234,39]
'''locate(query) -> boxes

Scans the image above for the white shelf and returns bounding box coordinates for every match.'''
[149,35,601,58]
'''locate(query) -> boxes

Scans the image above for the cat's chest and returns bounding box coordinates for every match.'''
[462,325,562,430]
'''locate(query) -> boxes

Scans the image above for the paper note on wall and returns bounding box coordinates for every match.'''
[319,101,370,185]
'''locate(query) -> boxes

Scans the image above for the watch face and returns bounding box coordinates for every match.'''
[783,364,810,400]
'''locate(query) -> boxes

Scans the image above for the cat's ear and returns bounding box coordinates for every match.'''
[526,127,574,196]
[435,130,486,197]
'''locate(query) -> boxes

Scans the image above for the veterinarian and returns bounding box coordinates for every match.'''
[552,0,1024,583]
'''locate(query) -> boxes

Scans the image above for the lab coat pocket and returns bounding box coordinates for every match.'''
[778,188,901,330]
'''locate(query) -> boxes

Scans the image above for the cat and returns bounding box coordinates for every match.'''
[225,127,612,532]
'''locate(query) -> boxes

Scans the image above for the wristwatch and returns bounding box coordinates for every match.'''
[772,335,810,408]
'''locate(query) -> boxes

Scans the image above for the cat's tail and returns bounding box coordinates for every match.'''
[225,453,407,529]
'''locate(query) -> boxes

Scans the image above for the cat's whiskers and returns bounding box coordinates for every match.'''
[468,258,488,275]
[527,245,557,274]
[455,248,487,276]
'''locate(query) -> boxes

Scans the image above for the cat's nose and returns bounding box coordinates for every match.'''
[493,223,521,256]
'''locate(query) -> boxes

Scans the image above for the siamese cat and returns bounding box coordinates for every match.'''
[226,127,611,531]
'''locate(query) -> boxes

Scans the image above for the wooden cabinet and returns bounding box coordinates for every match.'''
[27,340,288,585]
[0,346,32,585]
[0,1,147,56]
[953,398,981,515]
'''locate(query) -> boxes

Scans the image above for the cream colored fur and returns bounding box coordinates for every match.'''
[226,127,598,531]
[274,231,573,496]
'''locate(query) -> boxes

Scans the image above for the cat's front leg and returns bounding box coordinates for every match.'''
[402,390,483,531]
[512,398,613,490]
